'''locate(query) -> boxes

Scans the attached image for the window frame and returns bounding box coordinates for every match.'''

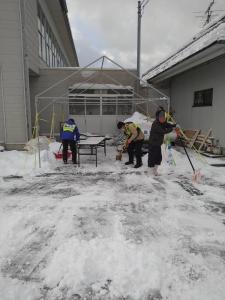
[37,4,68,67]
[193,88,213,107]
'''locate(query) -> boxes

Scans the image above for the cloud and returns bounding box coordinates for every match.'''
[67,0,225,73]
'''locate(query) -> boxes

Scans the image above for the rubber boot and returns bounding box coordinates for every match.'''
[134,156,142,168]
[153,165,159,176]
[125,161,134,165]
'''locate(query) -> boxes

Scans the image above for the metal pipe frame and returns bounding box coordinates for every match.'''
[0,67,7,145]
[34,55,170,168]
[104,55,169,100]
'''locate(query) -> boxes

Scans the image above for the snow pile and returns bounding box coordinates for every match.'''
[0,150,56,177]
[0,276,41,300]
[0,140,62,178]
[0,140,66,178]
[48,141,62,153]
[0,140,63,177]
[24,136,50,153]
[125,111,153,140]
[124,111,178,142]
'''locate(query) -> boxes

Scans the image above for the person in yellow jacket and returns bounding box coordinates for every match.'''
[117,121,144,168]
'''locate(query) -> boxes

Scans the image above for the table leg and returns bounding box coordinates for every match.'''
[104,140,106,156]
[96,146,98,167]
[78,145,80,167]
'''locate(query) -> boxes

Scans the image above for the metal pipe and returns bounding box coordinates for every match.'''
[137,1,142,80]
[66,68,101,96]
[35,56,104,98]
[50,98,165,104]
[104,55,169,99]
[35,97,41,168]
[102,71,142,99]
[98,71,164,110]
[19,0,30,141]
[167,96,171,114]
[0,67,7,145]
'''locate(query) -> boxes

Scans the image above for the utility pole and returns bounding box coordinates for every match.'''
[137,0,150,80]
[204,0,215,26]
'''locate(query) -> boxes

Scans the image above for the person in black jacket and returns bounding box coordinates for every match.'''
[148,109,177,175]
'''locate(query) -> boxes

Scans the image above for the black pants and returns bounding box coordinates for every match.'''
[148,145,162,167]
[127,140,143,165]
[62,140,77,163]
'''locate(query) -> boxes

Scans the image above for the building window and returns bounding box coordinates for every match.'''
[37,4,68,67]
[68,86,134,116]
[193,89,213,107]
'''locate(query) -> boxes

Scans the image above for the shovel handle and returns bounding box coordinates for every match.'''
[180,138,196,173]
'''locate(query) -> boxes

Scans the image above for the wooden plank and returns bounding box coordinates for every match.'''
[195,138,213,144]
[183,129,199,139]
[197,134,214,140]
[201,152,225,158]
[198,129,212,151]
[189,129,200,148]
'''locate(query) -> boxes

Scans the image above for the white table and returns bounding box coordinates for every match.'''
[77,136,107,167]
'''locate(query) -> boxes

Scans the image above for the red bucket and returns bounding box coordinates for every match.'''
[54,151,72,160]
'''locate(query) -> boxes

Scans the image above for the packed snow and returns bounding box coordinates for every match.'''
[0,139,225,299]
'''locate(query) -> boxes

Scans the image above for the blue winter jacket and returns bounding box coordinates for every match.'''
[61,119,80,141]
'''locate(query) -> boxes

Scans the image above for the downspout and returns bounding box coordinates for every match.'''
[18,0,31,141]
[0,66,7,145]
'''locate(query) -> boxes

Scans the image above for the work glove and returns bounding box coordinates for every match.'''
[175,127,181,137]
[122,144,127,152]
[122,140,129,152]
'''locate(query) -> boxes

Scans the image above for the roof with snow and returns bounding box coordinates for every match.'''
[69,83,133,91]
[143,14,225,82]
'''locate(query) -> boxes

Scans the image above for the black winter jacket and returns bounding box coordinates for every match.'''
[149,120,175,146]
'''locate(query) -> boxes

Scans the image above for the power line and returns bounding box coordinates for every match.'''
[193,0,224,27]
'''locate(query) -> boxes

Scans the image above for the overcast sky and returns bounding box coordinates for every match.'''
[67,0,225,74]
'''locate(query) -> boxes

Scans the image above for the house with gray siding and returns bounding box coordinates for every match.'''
[143,15,225,147]
[0,0,79,150]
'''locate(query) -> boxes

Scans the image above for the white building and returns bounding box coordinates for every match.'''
[0,0,79,149]
[143,15,225,147]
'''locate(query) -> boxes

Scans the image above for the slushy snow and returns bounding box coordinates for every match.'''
[0,138,225,299]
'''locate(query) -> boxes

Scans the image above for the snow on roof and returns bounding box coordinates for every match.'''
[143,14,225,81]
[69,83,133,90]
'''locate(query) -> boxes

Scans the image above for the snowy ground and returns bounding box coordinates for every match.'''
[0,145,225,300]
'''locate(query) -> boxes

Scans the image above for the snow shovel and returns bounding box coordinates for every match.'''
[116,151,123,161]
[116,143,127,161]
[116,144,124,161]
[179,138,201,182]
